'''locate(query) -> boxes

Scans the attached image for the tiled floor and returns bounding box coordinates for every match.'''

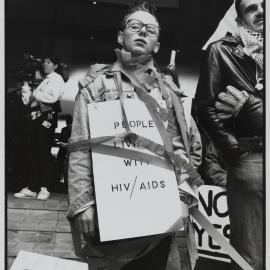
[7,193,78,269]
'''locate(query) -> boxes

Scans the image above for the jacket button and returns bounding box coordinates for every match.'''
[235,49,239,53]
[127,93,132,98]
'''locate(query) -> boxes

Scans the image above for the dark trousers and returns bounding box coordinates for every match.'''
[227,151,263,270]
[121,236,171,270]
[25,115,55,192]
[86,236,172,270]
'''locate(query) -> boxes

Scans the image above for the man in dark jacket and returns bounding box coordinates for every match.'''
[195,0,264,269]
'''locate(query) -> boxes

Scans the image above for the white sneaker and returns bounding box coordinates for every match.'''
[37,187,50,200]
[14,187,37,198]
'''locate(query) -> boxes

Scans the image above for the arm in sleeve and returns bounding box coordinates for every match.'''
[203,142,227,187]
[33,75,64,103]
[171,117,202,185]
[67,86,96,218]
[21,82,32,105]
[234,93,263,137]
[189,116,202,170]
[194,45,239,152]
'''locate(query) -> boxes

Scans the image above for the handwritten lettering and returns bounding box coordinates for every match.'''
[199,190,228,218]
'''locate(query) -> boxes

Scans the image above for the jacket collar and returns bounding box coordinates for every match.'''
[110,49,157,75]
[220,32,248,59]
[45,71,56,79]
[220,32,243,46]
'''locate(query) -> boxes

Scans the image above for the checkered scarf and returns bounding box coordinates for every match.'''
[234,23,264,75]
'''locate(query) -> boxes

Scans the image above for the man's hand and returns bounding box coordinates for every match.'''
[215,85,249,120]
[74,207,95,236]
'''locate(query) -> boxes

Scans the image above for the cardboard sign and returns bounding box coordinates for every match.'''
[192,185,231,262]
[88,99,184,242]
[10,250,88,270]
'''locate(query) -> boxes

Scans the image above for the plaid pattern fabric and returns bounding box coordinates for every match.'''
[234,24,264,75]
[245,27,264,44]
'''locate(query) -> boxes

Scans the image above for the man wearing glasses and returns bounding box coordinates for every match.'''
[68,2,202,269]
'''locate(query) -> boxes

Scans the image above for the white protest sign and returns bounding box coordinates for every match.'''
[88,99,184,242]
[10,250,88,270]
[192,185,231,262]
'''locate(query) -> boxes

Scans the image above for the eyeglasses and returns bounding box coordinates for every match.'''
[125,19,160,37]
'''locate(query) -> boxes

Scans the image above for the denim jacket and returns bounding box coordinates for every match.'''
[67,53,202,218]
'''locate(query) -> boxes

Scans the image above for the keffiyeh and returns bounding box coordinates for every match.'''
[234,23,264,73]
[235,23,264,90]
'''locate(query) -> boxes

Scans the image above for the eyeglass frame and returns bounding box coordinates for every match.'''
[123,19,161,37]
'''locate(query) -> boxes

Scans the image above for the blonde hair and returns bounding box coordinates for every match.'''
[120,1,159,30]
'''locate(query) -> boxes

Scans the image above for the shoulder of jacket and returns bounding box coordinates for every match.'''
[52,72,64,82]
[208,33,240,51]
[78,63,112,89]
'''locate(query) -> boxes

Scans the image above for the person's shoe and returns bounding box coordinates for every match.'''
[14,187,37,199]
[37,187,50,200]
